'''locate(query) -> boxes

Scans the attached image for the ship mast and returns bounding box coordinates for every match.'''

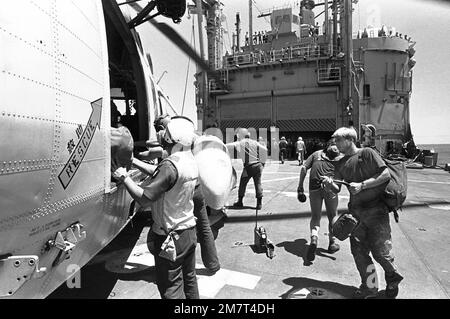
[341,0,357,129]
[249,0,253,52]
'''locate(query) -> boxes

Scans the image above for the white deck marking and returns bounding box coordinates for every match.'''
[262,176,299,183]
[126,244,155,267]
[246,189,350,200]
[409,179,450,185]
[263,171,299,175]
[98,244,261,298]
[103,243,155,274]
[428,204,450,211]
[196,265,261,298]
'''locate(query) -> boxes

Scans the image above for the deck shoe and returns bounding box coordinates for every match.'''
[385,271,404,298]
[306,236,318,262]
[205,266,220,276]
[328,240,340,254]
[233,198,243,208]
[352,284,378,299]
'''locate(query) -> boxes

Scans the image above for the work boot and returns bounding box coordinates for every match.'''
[385,271,404,298]
[256,198,262,210]
[328,238,340,254]
[233,197,243,208]
[306,235,318,262]
[204,266,220,276]
[352,284,378,299]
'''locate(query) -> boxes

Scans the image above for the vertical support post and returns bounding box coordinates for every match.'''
[332,0,337,55]
[249,0,253,51]
[324,0,329,40]
[342,0,357,129]
[235,13,241,52]
[196,0,207,129]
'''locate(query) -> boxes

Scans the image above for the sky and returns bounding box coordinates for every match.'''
[138,0,450,145]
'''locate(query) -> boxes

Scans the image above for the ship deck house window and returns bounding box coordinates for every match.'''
[364,84,371,98]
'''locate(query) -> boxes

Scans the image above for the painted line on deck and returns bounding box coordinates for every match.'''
[95,243,261,298]
[262,176,299,183]
[409,179,450,185]
[263,171,299,175]
[428,204,450,211]
[197,265,261,298]
[246,189,350,200]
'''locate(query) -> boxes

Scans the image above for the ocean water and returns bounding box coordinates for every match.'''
[417,144,450,165]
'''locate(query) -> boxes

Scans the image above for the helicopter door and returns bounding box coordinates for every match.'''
[103,3,150,154]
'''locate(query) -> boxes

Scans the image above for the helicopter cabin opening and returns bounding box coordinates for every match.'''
[103,3,151,153]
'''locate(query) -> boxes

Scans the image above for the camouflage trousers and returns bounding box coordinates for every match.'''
[350,206,398,287]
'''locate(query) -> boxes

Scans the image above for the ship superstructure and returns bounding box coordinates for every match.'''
[192,0,416,154]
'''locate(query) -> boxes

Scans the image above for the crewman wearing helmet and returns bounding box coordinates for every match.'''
[112,116,200,299]
[227,128,268,210]
[154,115,222,275]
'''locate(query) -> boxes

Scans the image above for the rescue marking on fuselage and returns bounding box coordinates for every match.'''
[58,98,102,189]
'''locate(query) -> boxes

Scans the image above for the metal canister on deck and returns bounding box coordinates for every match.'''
[424,156,433,167]
[432,152,439,167]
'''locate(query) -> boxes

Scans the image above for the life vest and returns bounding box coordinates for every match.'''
[151,150,199,236]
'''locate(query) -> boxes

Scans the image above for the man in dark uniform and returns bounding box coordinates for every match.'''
[279,136,288,164]
[227,128,267,210]
[322,127,404,299]
[297,138,342,262]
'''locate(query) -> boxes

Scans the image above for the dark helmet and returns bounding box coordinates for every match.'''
[325,138,340,160]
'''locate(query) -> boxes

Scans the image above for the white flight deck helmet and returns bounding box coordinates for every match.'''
[162,116,196,147]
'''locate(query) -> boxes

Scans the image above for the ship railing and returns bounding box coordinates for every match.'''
[270,49,286,61]
[290,45,311,59]
[223,44,336,68]
[318,67,341,83]
[224,53,253,67]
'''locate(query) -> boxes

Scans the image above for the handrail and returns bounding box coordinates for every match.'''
[223,43,338,69]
